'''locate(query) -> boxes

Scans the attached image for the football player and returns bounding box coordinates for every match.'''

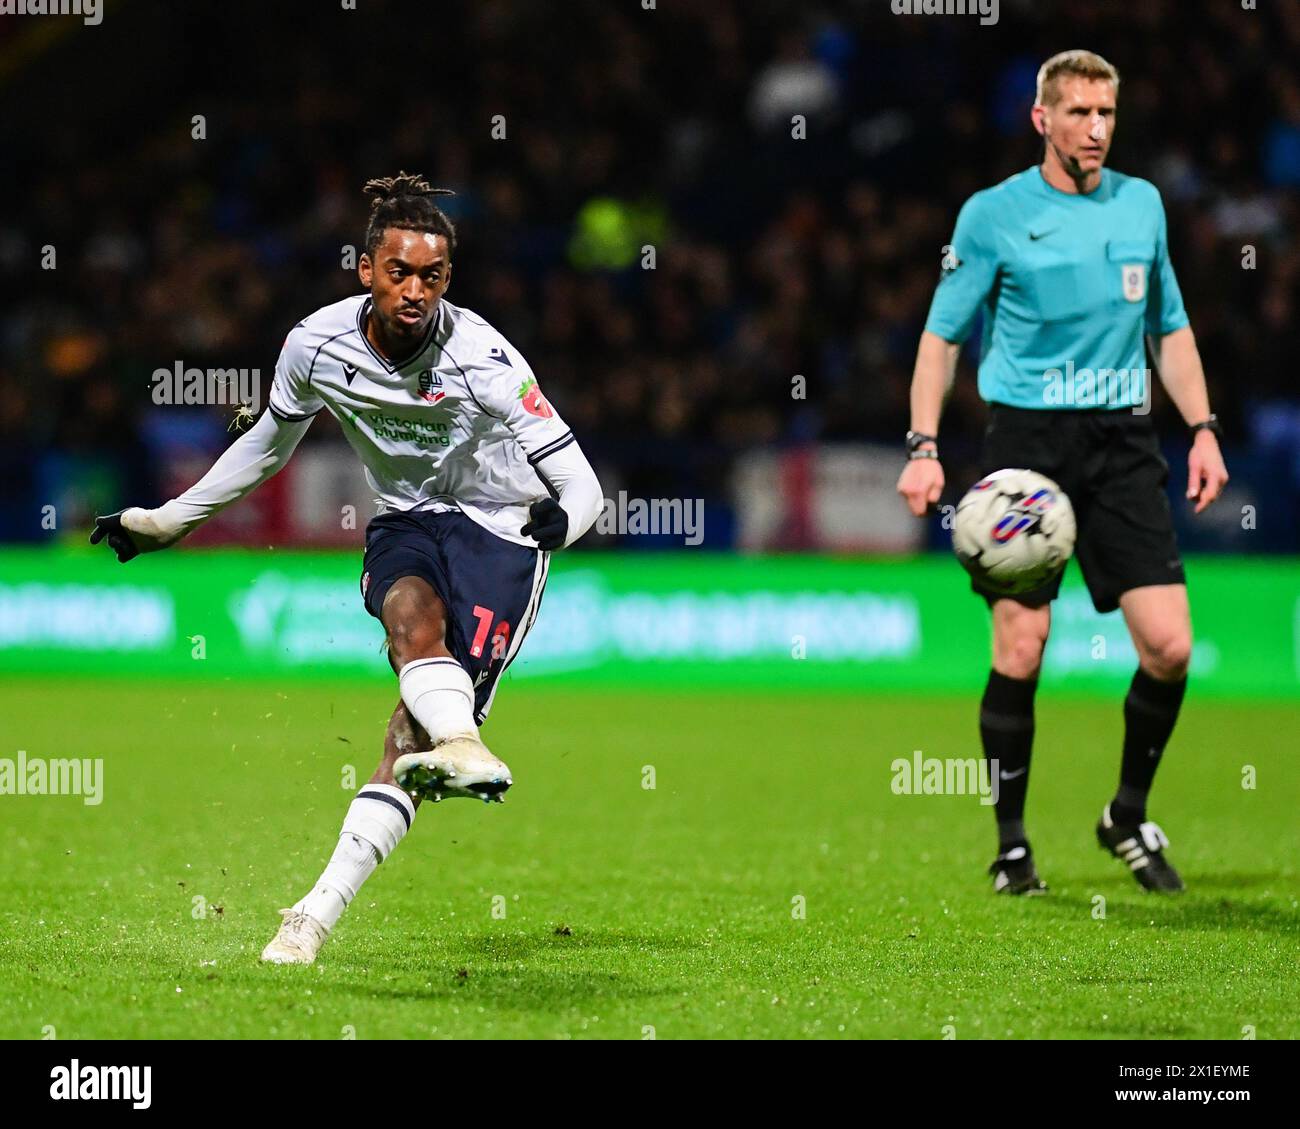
[92,173,603,961]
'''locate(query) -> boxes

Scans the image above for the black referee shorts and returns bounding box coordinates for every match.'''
[974,404,1186,613]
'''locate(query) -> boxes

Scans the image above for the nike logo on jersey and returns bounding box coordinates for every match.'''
[1028,229,1058,241]
[342,363,359,385]
[487,346,512,366]
[999,767,1028,781]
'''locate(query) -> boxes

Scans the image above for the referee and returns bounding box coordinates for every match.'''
[897,50,1230,895]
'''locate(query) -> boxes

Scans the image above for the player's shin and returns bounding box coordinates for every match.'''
[262,782,416,963]
[394,657,512,801]
[980,670,1038,850]
[1112,668,1187,824]
[292,784,416,930]
[397,656,478,743]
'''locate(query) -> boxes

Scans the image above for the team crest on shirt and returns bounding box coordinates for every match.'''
[418,369,445,404]
[518,377,554,418]
[1121,263,1147,302]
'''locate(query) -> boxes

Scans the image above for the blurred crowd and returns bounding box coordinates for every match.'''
[2,0,1298,545]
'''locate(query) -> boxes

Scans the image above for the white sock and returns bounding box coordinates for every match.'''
[294,784,416,929]
[398,657,478,744]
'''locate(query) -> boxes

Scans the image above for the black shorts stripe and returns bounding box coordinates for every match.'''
[357,788,412,830]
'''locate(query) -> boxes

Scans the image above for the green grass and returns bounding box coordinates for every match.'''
[0,678,1296,1039]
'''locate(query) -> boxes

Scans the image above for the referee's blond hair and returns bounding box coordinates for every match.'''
[1036,50,1120,107]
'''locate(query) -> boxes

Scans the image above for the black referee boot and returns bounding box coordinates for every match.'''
[1096,803,1185,893]
[988,844,1048,895]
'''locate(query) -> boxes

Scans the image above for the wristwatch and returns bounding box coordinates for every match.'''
[1189,414,1222,440]
[906,430,938,456]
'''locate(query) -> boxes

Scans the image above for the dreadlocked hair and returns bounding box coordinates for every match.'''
[362,171,457,258]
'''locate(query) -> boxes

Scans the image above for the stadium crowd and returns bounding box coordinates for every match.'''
[2,0,1297,546]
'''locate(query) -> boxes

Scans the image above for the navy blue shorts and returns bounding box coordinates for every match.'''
[361,509,549,723]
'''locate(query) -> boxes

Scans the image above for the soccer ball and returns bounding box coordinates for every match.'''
[952,468,1076,594]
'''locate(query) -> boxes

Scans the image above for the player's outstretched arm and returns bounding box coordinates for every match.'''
[896,330,958,517]
[90,409,314,562]
[521,440,603,550]
[1152,326,1229,514]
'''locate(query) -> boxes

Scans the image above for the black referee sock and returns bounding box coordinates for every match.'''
[980,669,1038,852]
[1112,668,1187,826]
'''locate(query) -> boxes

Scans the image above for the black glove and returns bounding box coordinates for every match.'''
[520,498,568,551]
[89,510,141,562]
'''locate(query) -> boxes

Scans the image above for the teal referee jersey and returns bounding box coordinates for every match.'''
[925,166,1189,410]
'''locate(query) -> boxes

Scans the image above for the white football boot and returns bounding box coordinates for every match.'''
[393,736,512,804]
[260,908,331,965]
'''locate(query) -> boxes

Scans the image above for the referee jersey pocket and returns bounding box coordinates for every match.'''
[1106,240,1155,304]
[1027,259,1083,322]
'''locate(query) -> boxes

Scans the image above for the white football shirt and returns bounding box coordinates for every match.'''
[267,295,579,547]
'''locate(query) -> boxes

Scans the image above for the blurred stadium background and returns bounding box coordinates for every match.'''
[2,0,1299,1044]
[1,0,1298,694]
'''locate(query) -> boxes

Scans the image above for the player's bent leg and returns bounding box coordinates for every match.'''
[1093,584,1191,893]
[262,701,442,965]
[382,574,458,673]
[261,733,418,964]
[984,598,1051,894]
[382,576,512,803]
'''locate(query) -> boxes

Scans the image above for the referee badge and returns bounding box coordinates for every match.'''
[1121,263,1147,303]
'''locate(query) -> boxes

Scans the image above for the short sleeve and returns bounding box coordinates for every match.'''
[268,326,325,421]
[1147,193,1190,337]
[924,194,1001,344]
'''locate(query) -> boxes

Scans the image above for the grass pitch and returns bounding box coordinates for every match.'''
[1,678,1296,1039]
